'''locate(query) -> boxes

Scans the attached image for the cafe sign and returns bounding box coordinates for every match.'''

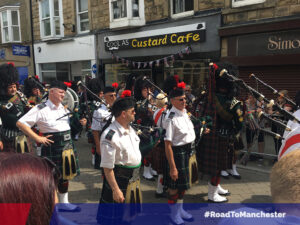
[104,23,206,51]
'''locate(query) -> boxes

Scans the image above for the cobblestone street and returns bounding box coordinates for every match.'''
[69,134,273,204]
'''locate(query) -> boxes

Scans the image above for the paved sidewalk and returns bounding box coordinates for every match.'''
[69,135,272,204]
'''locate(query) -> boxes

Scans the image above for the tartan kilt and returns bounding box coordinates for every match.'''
[150,142,166,174]
[196,133,233,176]
[97,166,141,225]
[165,144,191,191]
[41,131,80,178]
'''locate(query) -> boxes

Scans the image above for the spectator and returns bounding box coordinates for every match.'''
[271,149,300,203]
[0,152,59,225]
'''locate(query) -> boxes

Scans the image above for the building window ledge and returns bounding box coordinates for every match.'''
[110,18,145,29]
[171,10,194,19]
[232,0,266,8]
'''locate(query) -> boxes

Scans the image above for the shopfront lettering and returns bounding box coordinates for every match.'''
[104,30,205,51]
[268,36,300,50]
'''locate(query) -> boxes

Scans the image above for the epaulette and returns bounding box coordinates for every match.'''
[230,97,241,110]
[168,112,175,119]
[37,102,47,110]
[105,129,115,141]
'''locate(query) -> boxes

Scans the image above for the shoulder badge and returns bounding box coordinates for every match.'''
[105,129,115,141]
[168,112,175,119]
[230,97,241,110]
[37,102,47,110]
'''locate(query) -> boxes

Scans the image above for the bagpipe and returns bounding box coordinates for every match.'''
[249,74,297,109]
[219,69,299,126]
[130,123,165,158]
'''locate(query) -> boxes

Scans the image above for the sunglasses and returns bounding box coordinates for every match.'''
[176,97,187,102]
[125,108,135,114]
[43,157,62,181]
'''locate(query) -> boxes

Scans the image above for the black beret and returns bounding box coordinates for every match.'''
[103,86,115,94]
[169,88,184,99]
[50,80,67,91]
[111,97,135,116]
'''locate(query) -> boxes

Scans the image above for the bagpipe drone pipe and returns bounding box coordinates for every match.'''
[219,68,299,137]
[130,123,166,158]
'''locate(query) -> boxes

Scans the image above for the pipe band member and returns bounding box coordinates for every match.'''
[97,95,142,225]
[0,63,29,153]
[164,85,196,225]
[17,80,86,211]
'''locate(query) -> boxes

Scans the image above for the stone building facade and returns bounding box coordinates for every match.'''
[220,0,300,99]
[0,0,34,82]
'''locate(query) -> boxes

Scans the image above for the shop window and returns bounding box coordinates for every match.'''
[82,61,91,76]
[77,0,89,33]
[0,6,21,43]
[232,0,265,8]
[41,63,69,83]
[171,0,194,19]
[39,0,63,39]
[109,0,145,29]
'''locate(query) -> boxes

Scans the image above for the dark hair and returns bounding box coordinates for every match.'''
[0,153,57,225]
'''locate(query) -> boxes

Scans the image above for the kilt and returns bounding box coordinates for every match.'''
[150,142,166,174]
[197,133,233,176]
[41,130,80,179]
[165,144,191,191]
[97,165,142,225]
[1,134,31,153]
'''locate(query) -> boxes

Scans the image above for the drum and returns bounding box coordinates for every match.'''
[62,88,79,111]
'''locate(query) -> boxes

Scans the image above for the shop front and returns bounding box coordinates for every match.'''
[97,11,221,93]
[34,35,97,83]
[220,18,300,100]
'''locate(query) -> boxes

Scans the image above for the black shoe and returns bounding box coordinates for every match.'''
[221,173,230,179]
[143,176,155,181]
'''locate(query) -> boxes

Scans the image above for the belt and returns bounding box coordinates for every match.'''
[115,162,141,169]
[172,143,192,151]
[44,130,71,143]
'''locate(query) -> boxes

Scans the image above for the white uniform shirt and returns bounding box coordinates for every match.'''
[153,108,168,128]
[164,106,195,146]
[18,99,70,133]
[100,120,141,169]
[91,104,112,131]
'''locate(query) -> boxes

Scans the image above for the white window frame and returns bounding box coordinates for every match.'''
[170,0,194,19]
[0,6,21,43]
[76,0,89,33]
[109,0,145,29]
[232,0,266,8]
[39,0,64,40]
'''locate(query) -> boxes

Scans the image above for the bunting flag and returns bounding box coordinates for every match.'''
[110,46,192,69]
[149,61,154,68]
[164,57,169,67]
[171,55,175,62]
[179,52,184,58]
[156,59,160,67]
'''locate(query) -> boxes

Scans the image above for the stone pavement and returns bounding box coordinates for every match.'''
[69,132,273,204]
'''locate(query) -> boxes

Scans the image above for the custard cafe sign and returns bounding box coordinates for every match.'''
[104,23,206,51]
